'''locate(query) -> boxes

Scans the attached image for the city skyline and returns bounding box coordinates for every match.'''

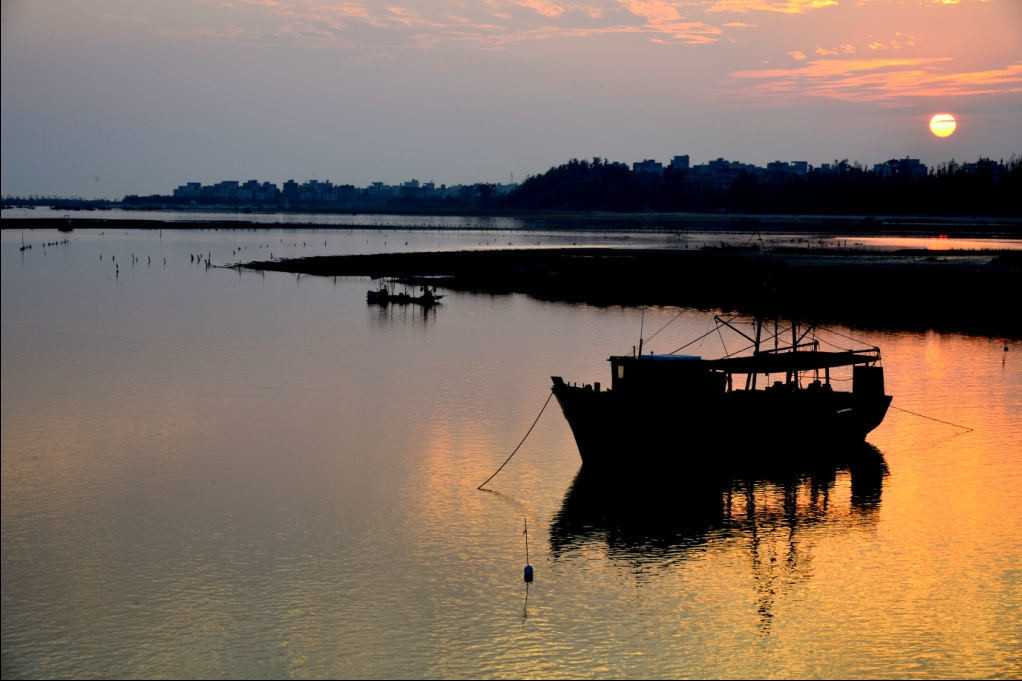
[3,0,1021,199]
[6,151,977,201]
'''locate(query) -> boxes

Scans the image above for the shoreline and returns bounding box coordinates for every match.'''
[4,216,1018,336]
[242,247,1022,338]
[2,214,1022,238]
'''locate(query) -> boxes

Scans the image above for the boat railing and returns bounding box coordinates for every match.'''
[754,340,820,354]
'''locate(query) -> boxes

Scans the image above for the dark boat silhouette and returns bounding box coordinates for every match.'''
[551,316,891,469]
[367,282,444,306]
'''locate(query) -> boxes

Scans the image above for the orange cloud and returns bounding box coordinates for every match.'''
[730,58,1022,102]
[816,43,855,56]
[507,0,567,18]
[474,21,722,48]
[618,0,682,23]
[867,32,916,51]
[707,0,838,14]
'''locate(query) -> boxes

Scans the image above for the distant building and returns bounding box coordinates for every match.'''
[212,181,239,199]
[964,158,1000,179]
[282,180,299,200]
[873,157,927,180]
[670,155,690,171]
[255,182,280,201]
[632,159,664,176]
[173,182,202,198]
[698,158,755,190]
[765,161,806,183]
[298,179,335,201]
[493,183,518,196]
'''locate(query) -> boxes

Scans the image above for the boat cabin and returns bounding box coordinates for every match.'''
[609,349,884,398]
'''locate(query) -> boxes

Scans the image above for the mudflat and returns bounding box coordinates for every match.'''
[244,246,1021,337]
[4,216,1018,335]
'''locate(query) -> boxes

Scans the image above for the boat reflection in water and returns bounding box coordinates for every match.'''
[550,444,887,632]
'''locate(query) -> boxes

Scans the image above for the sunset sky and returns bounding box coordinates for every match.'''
[2,0,1020,198]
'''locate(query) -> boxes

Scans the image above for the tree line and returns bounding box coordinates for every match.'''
[502,156,1022,215]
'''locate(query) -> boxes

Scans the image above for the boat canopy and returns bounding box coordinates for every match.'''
[701,349,879,373]
[610,348,879,374]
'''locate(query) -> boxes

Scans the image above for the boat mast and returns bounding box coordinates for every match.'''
[751,319,762,389]
[638,308,645,357]
[789,318,798,385]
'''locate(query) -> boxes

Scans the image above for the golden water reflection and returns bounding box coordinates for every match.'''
[3,229,1020,679]
[551,447,888,633]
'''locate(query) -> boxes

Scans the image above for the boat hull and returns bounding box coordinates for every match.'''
[551,378,891,471]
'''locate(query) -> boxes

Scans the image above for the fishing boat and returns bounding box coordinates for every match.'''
[550,315,891,469]
[366,283,391,304]
[367,282,444,306]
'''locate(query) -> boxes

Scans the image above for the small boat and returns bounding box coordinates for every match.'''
[551,315,892,470]
[366,284,391,304]
[367,283,444,306]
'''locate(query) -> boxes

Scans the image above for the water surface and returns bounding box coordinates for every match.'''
[2,226,1020,679]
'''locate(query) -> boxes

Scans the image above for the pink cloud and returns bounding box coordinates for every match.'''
[152,1,729,51]
[730,57,1022,102]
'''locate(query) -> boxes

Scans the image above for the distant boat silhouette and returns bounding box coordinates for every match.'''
[367,282,444,306]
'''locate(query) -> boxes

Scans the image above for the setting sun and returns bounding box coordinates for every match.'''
[929,113,957,138]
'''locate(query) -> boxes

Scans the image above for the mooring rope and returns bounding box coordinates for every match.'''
[477,390,554,490]
[890,404,973,432]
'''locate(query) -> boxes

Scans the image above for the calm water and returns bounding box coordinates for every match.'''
[7,207,1022,252]
[2,226,1020,679]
